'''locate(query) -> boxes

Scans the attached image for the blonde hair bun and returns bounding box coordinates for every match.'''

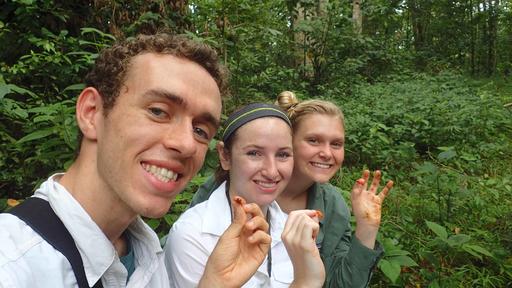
[275,91,299,111]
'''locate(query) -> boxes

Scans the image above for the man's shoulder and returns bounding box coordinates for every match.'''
[0,213,45,264]
[0,214,53,285]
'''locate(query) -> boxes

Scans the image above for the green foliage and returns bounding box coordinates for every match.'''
[1,1,512,286]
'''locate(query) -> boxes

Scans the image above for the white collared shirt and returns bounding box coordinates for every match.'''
[0,174,170,288]
[164,182,294,288]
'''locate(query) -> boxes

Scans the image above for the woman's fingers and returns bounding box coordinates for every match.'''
[369,170,382,193]
[378,180,394,201]
[362,169,370,190]
[283,210,321,243]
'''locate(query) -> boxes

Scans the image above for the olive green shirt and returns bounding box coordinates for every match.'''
[189,176,383,288]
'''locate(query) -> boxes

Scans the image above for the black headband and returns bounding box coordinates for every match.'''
[222,103,291,142]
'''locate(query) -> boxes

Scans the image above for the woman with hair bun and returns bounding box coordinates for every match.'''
[274,91,393,288]
[190,93,393,288]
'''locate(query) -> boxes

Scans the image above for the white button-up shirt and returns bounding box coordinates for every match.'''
[0,174,170,288]
[164,182,294,288]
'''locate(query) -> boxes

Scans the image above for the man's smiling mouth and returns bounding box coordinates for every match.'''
[142,163,179,182]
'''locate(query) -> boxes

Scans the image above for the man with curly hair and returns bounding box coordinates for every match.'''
[0,34,271,288]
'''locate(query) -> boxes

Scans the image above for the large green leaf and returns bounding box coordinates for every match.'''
[0,84,9,99]
[463,244,493,258]
[379,259,401,283]
[446,234,471,247]
[426,220,448,240]
[17,129,54,143]
[388,255,418,267]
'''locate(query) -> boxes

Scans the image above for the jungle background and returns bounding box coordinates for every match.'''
[1,0,511,286]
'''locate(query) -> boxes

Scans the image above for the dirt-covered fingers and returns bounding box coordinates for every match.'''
[369,170,382,193]
[378,180,394,201]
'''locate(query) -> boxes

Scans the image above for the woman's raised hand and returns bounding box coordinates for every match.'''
[351,170,394,249]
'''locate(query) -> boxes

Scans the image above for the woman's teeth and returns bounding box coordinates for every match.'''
[311,162,332,169]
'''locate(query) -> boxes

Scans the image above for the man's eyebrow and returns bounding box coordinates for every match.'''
[144,89,186,107]
[144,88,220,129]
[197,113,221,130]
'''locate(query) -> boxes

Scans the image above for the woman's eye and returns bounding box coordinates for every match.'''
[307,138,318,144]
[332,142,344,149]
[247,150,261,157]
[193,127,210,141]
[276,151,291,160]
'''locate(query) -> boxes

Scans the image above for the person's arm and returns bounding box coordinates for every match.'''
[198,196,271,288]
[320,171,392,288]
[282,210,325,288]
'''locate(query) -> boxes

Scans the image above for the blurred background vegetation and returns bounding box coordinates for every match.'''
[1,0,511,286]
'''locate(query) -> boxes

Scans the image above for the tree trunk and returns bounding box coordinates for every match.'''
[352,0,362,34]
[486,0,498,76]
[470,0,476,75]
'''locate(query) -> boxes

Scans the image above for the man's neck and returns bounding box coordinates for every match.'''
[59,158,136,247]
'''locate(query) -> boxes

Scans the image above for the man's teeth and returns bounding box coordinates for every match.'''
[255,180,277,188]
[311,162,332,169]
[142,163,178,182]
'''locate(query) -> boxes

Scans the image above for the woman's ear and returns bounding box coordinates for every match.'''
[217,141,231,171]
[76,87,103,141]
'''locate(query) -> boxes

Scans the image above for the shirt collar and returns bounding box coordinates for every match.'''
[36,174,163,287]
[35,173,114,286]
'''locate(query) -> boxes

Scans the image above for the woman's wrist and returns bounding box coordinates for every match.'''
[354,224,379,249]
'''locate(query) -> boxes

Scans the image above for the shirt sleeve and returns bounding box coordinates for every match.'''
[317,184,384,288]
[163,214,211,288]
[188,175,219,208]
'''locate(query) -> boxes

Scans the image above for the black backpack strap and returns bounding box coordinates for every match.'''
[7,197,103,288]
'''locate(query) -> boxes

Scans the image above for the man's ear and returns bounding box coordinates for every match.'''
[217,141,231,171]
[76,87,103,141]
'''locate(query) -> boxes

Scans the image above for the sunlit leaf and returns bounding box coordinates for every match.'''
[7,199,20,207]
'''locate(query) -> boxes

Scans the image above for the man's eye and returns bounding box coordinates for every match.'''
[307,138,318,144]
[149,107,167,118]
[332,142,344,149]
[193,127,209,141]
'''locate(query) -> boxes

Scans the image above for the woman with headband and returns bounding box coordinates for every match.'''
[164,103,325,287]
[190,92,394,288]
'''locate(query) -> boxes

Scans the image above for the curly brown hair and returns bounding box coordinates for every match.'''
[76,33,228,154]
[85,33,228,114]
